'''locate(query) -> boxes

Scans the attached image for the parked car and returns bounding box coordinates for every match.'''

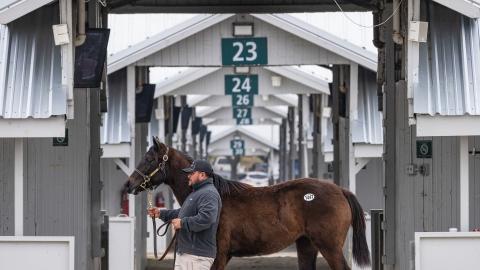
[239,171,269,187]
[212,156,230,173]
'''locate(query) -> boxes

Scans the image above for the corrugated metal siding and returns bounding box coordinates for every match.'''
[415,2,480,116]
[0,138,14,236]
[352,67,383,144]
[0,3,66,119]
[100,159,127,216]
[101,69,130,144]
[24,88,92,270]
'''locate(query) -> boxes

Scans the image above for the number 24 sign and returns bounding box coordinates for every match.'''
[221,38,268,65]
[225,75,258,95]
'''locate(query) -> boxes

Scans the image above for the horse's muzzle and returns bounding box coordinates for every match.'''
[124,180,140,195]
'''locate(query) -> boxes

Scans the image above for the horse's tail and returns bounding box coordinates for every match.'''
[342,189,371,267]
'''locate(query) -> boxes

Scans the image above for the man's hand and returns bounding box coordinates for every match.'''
[171,218,182,230]
[148,207,160,218]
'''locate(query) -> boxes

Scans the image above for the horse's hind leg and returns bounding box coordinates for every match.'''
[308,231,350,270]
[310,237,350,270]
[296,236,318,270]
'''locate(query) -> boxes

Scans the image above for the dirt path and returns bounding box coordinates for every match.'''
[146,256,331,270]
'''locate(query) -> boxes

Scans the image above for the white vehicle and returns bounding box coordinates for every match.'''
[212,156,231,175]
[240,171,269,187]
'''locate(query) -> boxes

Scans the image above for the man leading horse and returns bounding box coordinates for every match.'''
[148,159,222,270]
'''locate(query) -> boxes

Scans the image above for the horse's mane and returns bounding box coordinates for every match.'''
[211,173,251,198]
[178,151,251,197]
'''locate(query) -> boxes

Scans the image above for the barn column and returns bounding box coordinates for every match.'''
[288,106,296,179]
[460,136,469,231]
[14,138,23,236]
[348,63,359,193]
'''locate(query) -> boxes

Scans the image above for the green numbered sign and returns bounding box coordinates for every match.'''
[232,94,254,107]
[221,38,268,65]
[225,75,258,95]
[232,107,252,119]
[230,139,245,156]
[236,118,252,125]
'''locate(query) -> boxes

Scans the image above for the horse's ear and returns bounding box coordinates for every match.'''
[153,136,161,151]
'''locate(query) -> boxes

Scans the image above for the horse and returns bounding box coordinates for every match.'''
[125,138,370,270]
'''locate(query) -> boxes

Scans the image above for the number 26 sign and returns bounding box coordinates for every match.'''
[221,38,268,65]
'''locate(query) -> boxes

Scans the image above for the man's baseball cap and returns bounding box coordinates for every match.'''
[182,159,213,175]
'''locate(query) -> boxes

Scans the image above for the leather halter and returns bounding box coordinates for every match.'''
[135,146,169,190]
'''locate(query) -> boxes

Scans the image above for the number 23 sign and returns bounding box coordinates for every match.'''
[221,38,268,65]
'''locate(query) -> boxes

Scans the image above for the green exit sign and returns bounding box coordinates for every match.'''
[221,37,268,66]
[225,75,258,95]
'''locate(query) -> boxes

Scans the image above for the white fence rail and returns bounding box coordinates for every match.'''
[0,236,74,270]
[415,232,480,270]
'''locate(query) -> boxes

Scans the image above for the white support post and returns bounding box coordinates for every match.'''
[14,138,23,236]
[156,97,166,142]
[460,136,469,232]
[349,63,359,193]
[59,0,74,119]
[126,65,136,217]
[302,95,309,178]
[407,0,421,125]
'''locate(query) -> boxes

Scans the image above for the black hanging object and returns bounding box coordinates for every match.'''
[206,131,212,146]
[135,84,155,123]
[200,125,207,143]
[172,106,181,133]
[74,28,110,88]
[181,107,193,131]
[192,117,202,135]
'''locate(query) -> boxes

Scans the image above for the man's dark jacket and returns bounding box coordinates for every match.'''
[159,178,222,258]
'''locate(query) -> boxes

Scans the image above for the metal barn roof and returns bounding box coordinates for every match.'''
[0,4,68,119]
[210,126,279,151]
[107,14,232,74]
[0,0,55,24]
[251,14,377,71]
[154,66,330,98]
[433,0,480,18]
[107,0,373,14]
[107,13,377,73]
[415,2,480,116]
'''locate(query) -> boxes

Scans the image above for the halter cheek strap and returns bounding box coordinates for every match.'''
[137,146,169,190]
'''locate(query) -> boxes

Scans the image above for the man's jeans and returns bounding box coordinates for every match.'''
[175,253,215,270]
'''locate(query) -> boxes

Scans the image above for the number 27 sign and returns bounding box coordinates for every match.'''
[221,38,268,65]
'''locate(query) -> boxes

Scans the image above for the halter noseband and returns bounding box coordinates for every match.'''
[136,146,169,190]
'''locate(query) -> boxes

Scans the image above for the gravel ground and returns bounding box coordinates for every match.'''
[146,256,330,270]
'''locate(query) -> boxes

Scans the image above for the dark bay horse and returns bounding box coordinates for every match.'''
[125,138,370,270]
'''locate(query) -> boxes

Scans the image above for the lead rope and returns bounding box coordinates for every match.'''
[148,190,178,268]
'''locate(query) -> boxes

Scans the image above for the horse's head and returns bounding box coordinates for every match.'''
[125,136,170,194]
